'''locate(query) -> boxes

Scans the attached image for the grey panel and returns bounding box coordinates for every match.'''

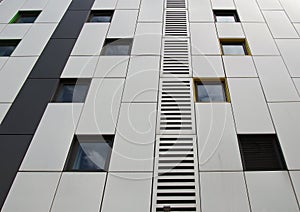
[0,135,33,209]
[68,0,95,10]
[28,39,76,79]
[0,79,59,134]
[51,11,90,39]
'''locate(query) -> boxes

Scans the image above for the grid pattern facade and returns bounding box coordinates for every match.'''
[0,0,300,211]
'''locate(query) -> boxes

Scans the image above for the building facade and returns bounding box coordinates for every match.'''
[0,0,300,211]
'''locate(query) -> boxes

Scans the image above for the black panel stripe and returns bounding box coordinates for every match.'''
[0,0,96,208]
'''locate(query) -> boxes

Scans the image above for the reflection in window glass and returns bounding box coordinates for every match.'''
[101,38,133,56]
[66,135,114,171]
[222,43,246,55]
[196,80,227,102]
[0,40,20,56]
[216,15,236,23]
[88,10,114,23]
[53,79,90,103]
[12,11,41,23]
[214,10,240,23]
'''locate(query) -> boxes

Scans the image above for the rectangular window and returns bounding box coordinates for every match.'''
[10,11,41,23]
[65,135,114,171]
[100,38,133,56]
[0,40,20,56]
[88,10,114,22]
[220,39,250,55]
[194,78,229,102]
[238,134,287,171]
[52,79,90,103]
[214,10,240,22]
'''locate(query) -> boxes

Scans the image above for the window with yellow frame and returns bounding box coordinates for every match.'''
[220,39,251,55]
[194,78,230,102]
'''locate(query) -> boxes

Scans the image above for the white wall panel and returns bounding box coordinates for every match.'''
[211,0,235,9]
[256,0,282,10]
[235,0,264,22]
[290,171,300,205]
[61,56,98,78]
[191,23,220,55]
[138,0,163,22]
[109,103,156,171]
[228,78,274,133]
[276,39,300,77]
[279,0,300,22]
[293,78,300,95]
[189,0,214,22]
[92,0,118,9]
[12,23,57,56]
[116,0,141,9]
[0,0,26,24]
[101,173,152,212]
[263,11,298,38]
[94,56,129,78]
[2,172,60,212]
[0,56,38,103]
[243,23,279,55]
[107,10,138,38]
[269,103,300,169]
[0,57,8,70]
[21,0,49,10]
[131,23,162,55]
[71,24,109,56]
[200,172,250,212]
[246,171,299,212]
[20,103,83,171]
[122,56,159,102]
[0,24,31,39]
[223,56,258,77]
[254,56,299,102]
[192,56,224,77]
[51,173,106,212]
[0,103,11,124]
[293,23,300,35]
[76,79,124,134]
[36,0,71,23]
[216,23,244,38]
[196,104,243,171]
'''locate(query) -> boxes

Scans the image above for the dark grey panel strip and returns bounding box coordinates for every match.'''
[0,0,96,208]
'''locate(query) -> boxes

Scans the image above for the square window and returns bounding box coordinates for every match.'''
[214,10,240,22]
[238,134,287,171]
[52,79,90,103]
[100,38,133,56]
[10,11,41,23]
[65,135,114,171]
[0,40,20,56]
[220,39,250,55]
[88,10,114,23]
[195,79,229,102]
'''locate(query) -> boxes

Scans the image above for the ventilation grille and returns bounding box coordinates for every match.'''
[157,79,195,134]
[164,10,188,37]
[166,0,186,9]
[162,39,191,77]
[153,135,200,212]
[238,134,287,171]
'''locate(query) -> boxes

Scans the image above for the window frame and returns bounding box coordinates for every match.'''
[10,10,41,24]
[65,135,114,172]
[220,39,251,55]
[0,39,21,56]
[100,38,133,56]
[213,10,240,23]
[194,78,230,103]
[87,10,114,23]
[51,78,91,103]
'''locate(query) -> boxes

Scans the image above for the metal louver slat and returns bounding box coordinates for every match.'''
[166,0,186,9]
[164,10,189,37]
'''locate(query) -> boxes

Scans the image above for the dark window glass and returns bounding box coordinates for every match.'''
[12,11,41,23]
[88,10,114,22]
[214,10,240,22]
[52,79,90,103]
[195,80,227,102]
[101,38,133,55]
[238,134,287,171]
[66,135,114,171]
[221,41,248,55]
[0,40,20,56]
